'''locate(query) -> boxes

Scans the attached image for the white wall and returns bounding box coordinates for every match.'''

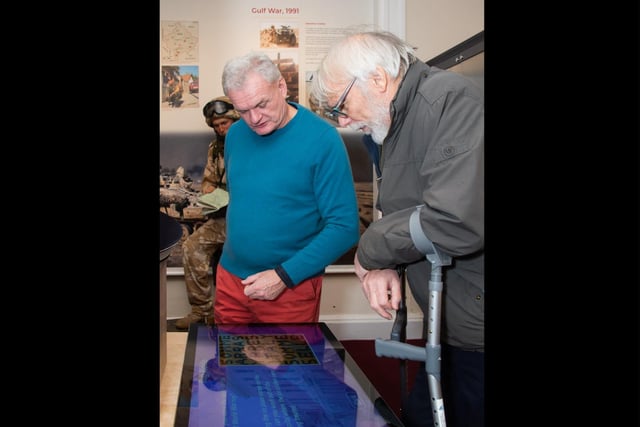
[406,0,484,61]
[161,0,484,341]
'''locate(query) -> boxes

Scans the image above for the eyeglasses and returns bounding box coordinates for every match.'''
[203,99,234,118]
[324,78,356,121]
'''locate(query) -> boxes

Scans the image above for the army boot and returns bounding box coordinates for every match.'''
[174,312,212,330]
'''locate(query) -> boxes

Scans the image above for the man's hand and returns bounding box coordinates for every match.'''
[242,269,287,300]
[354,254,401,319]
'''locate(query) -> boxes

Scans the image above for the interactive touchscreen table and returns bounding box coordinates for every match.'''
[175,323,403,427]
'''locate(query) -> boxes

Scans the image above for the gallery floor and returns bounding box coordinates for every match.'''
[160,332,188,427]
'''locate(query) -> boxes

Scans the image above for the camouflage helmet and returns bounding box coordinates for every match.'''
[203,95,240,128]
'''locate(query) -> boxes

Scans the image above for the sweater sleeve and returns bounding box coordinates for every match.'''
[279,127,361,285]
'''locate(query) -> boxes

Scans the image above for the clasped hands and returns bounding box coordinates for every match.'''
[354,255,402,320]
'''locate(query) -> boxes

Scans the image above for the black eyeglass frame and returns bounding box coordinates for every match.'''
[324,78,356,121]
[203,100,234,118]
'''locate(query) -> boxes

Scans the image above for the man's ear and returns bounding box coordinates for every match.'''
[369,66,389,94]
[278,77,289,97]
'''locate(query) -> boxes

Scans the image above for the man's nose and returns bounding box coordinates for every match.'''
[337,116,352,127]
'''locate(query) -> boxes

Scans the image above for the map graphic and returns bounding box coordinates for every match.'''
[161,20,199,63]
[219,334,319,366]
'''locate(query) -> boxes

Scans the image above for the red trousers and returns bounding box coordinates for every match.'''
[213,264,323,324]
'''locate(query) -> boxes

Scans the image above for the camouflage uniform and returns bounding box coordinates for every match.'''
[176,95,239,329]
[181,139,226,321]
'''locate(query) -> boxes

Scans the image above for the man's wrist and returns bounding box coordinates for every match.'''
[275,265,295,288]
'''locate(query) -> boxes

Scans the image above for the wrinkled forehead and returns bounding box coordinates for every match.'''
[227,73,279,110]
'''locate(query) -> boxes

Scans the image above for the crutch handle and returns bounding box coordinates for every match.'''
[390,308,406,342]
[375,339,426,361]
[390,265,407,342]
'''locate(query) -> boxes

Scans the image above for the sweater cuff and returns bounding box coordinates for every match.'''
[275,265,295,288]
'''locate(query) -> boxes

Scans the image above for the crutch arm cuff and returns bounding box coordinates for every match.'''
[409,205,452,267]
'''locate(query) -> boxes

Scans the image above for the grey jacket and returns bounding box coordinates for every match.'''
[356,61,484,350]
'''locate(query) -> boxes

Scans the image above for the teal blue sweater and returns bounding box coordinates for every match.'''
[219,103,360,287]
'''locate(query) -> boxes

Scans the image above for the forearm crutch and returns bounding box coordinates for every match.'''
[375,206,452,427]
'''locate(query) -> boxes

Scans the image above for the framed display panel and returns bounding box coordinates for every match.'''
[175,322,402,426]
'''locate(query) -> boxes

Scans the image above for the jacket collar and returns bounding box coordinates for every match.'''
[388,61,431,139]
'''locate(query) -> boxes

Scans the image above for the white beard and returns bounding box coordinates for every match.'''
[349,97,390,145]
[369,123,389,145]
